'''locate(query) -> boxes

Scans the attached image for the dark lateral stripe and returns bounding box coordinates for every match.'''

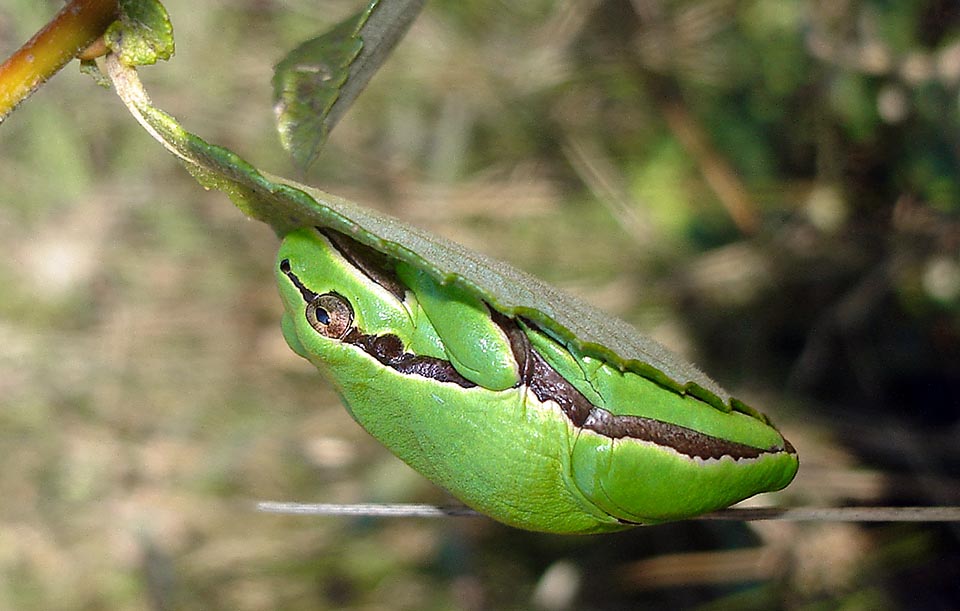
[304,274,789,460]
[343,329,477,389]
[279,259,319,303]
[341,314,788,460]
[580,408,770,460]
[495,313,789,461]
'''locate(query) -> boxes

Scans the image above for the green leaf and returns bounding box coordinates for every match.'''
[272,0,425,169]
[104,0,174,67]
[272,8,370,169]
[105,53,748,417]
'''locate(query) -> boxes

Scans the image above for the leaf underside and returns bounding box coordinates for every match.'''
[271,0,425,170]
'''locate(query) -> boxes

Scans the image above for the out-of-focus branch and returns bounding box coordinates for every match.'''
[0,0,118,124]
[659,99,760,235]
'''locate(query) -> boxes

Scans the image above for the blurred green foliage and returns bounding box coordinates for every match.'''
[0,0,957,609]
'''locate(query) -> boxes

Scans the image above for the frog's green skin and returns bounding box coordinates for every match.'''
[276,227,798,534]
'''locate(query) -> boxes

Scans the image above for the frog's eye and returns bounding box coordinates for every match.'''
[306,293,353,339]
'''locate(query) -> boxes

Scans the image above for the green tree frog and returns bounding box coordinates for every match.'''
[276,227,798,534]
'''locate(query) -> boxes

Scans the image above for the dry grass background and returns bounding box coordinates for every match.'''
[1,0,958,609]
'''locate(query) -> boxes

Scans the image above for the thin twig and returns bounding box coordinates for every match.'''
[257,501,960,522]
[257,501,482,518]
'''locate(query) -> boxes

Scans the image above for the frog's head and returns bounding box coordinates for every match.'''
[276,228,420,358]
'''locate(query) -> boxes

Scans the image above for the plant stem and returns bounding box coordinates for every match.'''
[0,0,118,124]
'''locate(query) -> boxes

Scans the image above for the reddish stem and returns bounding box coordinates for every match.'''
[0,0,118,123]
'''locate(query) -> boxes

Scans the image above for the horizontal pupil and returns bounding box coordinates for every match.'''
[315,306,330,325]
